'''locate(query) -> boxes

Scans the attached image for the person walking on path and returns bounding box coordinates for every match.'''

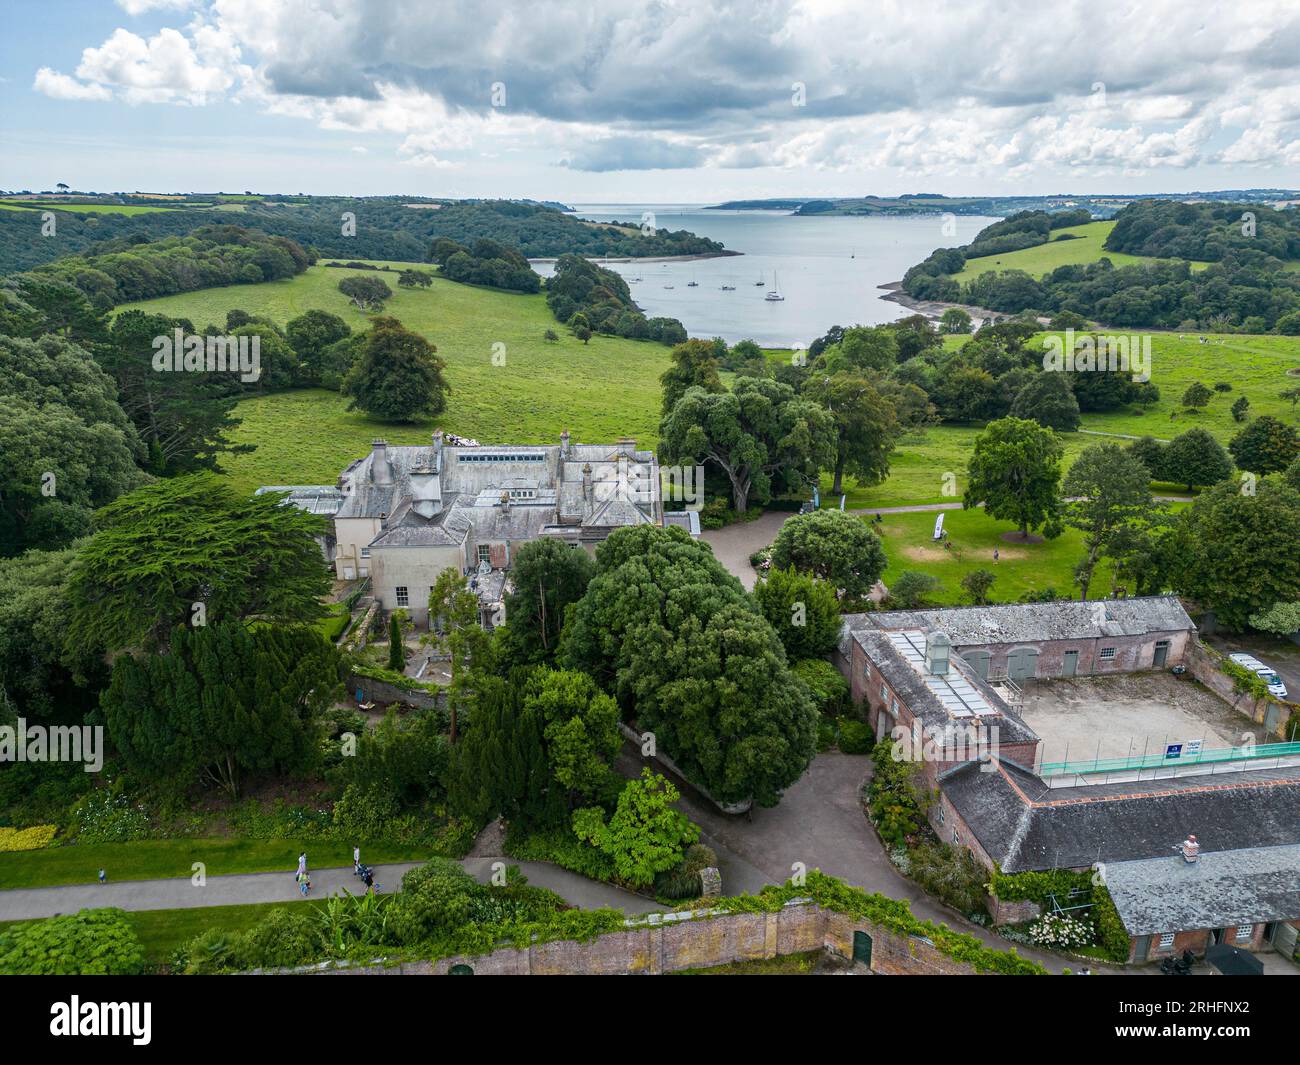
[361,867,375,895]
[296,852,308,882]
[353,846,361,875]
[993,548,999,564]
[98,869,106,885]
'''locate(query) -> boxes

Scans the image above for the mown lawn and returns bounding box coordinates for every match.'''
[870,503,1187,605]
[121,263,675,494]
[952,220,1211,283]
[0,838,433,890]
[820,426,1097,509]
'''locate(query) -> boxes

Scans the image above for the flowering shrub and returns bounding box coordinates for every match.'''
[1028,913,1094,950]
[0,825,58,851]
[71,791,152,843]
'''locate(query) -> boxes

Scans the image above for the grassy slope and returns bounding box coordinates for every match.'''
[122,263,675,495]
[952,220,1209,283]
[0,838,433,890]
[121,269,1300,505]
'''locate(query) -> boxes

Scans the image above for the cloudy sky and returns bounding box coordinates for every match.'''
[3,0,1299,200]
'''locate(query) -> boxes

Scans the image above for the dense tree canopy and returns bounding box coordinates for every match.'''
[767,509,888,601]
[803,371,900,495]
[0,334,146,554]
[498,538,596,665]
[964,417,1064,539]
[100,622,340,797]
[659,377,836,513]
[1172,478,1300,631]
[1228,415,1300,475]
[67,473,331,651]
[560,525,817,807]
[343,316,449,421]
[753,567,842,660]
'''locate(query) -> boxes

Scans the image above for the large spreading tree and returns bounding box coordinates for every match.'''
[343,316,449,422]
[964,416,1064,540]
[1060,443,1163,600]
[68,473,331,651]
[560,525,817,807]
[803,370,900,496]
[1228,415,1300,475]
[767,508,888,601]
[1161,427,1233,491]
[659,377,836,513]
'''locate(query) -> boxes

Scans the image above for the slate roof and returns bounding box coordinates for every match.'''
[255,485,345,516]
[331,439,659,532]
[940,759,1300,872]
[1103,844,1300,935]
[856,596,1196,647]
[852,628,1039,747]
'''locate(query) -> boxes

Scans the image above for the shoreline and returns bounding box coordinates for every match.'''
[528,250,742,265]
[878,280,1003,326]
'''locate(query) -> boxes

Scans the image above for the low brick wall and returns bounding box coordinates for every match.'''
[305,901,1001,976]
[987,895,1042,927]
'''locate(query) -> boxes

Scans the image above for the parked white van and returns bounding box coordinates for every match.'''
[1228,652,1289,699]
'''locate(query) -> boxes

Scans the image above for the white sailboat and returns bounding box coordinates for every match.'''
[764,270,785,302]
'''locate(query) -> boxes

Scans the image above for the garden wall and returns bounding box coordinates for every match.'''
[1185,641,1294,739]
[346,671,446,712]
[304,901,993,976]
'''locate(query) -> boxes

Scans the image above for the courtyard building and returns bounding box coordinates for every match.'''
[835,598,1300,963]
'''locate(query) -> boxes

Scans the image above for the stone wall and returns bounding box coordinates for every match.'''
[346,671,446,712]
[303,901,1000,977]
[1185,640,1292,738]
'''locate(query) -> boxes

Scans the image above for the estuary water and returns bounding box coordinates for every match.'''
[532,204,998,348]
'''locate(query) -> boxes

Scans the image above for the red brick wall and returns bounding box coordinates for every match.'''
[955,630,1190,679]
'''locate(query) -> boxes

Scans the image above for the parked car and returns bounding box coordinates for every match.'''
[1228,653,1289,699]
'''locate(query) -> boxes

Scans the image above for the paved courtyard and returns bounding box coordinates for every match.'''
[1019,673,1268,767]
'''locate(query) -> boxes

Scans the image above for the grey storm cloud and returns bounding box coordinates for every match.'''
[37,0,1300,175]
[561,135,706,171]
[231,0,1300,129]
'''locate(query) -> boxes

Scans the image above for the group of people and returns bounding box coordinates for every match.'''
[292,848,376,896]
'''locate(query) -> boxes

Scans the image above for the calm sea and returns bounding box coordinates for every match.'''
[532,204,999,348]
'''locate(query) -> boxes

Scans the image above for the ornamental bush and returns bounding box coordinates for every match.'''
[0,824,57,851]
[0,908,146,975]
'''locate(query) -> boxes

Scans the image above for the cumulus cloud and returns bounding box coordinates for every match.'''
[29,0,1300,178]
[117,0,196,14]
[33,68,112,101]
